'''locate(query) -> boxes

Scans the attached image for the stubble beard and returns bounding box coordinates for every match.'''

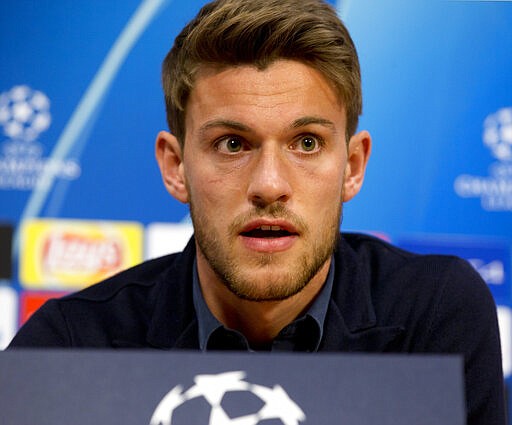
[190,201,342,302]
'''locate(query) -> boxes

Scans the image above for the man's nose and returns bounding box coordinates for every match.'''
[247,146,292,207]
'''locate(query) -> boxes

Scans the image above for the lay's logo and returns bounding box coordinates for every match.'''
[20,219,143,289]
[42,232,122,274]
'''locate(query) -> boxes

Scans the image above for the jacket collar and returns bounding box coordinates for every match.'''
[145,238,200,349]
[331,235,376,332]
[319,234,404,351]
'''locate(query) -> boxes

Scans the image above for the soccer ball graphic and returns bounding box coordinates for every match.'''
[483,107,512,162]
[149,371,306,425]
[0,85,51,142]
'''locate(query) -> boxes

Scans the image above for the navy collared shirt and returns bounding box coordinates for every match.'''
[192,258,335,352]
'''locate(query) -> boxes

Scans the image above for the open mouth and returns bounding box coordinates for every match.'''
[239,222,298,252]
[241,225,295,239]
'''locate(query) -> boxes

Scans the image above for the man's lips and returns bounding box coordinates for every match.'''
[238,219,299,252]
[239,219,298,237]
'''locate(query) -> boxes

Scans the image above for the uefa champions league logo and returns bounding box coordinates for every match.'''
[0,85,80,190]
[454,106,512,211]
[0,85,51,142]
[149,371,306,425]
[483,107,512,162]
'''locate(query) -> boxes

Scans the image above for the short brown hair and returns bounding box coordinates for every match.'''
[162,0,362,145]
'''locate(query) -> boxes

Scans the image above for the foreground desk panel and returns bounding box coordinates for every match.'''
[0,350,464,425]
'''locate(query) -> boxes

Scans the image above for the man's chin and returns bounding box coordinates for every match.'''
[221,267,310,302]
[240,252,284,267]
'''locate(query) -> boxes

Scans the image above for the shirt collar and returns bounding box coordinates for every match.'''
[192,257,335,351]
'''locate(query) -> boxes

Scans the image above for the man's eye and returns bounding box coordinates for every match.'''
[295,136,321,153]
[227,138,242,152]
[216,137,244,153]
[300,137,316,151]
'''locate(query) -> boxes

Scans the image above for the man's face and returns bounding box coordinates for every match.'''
[179,60,353,301]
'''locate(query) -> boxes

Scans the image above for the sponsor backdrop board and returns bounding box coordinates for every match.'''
[0,0,511,417]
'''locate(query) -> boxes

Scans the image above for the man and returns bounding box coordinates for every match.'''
[9,0,505,424]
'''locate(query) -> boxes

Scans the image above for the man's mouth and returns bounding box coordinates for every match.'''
[241,225,294,239]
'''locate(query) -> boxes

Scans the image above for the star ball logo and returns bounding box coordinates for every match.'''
[483,108,512,162]
[0,85,51,142]
[0,85,80,190]
[150,371,306,425]
[454,107,512,211]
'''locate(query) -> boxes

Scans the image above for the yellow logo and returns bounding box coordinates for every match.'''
[20,219,143,289]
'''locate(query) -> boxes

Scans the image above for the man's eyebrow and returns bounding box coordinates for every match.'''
[291,116,337,130]
[199,119,251,134]
[198,116,337,136]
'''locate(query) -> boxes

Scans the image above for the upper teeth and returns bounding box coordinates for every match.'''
[260,225,281,231]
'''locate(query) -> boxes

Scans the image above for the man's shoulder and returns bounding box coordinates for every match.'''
[8,242,197,348]
[341,232,415,262]
[59,236,195,303]
[62,252,183,304]
[338,232,489,300]
[341,232,477,275]
[335,232,498,353]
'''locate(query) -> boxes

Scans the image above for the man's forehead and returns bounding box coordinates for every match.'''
[191,60,343,105]
[188,61,342,111]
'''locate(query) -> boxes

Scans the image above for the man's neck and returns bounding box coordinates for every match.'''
[196,253,331,347]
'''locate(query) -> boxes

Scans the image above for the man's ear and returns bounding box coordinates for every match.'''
[343,130,372,202]
[155,131,189,203]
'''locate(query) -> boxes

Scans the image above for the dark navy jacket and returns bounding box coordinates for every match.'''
[9,233,505,425]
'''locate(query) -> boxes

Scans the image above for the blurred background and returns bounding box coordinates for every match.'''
[0,0,511,415]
